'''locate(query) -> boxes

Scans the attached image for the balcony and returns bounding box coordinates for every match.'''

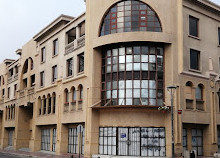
[19,90,25,98]
[7,73,19,84]
[65,35,85,55]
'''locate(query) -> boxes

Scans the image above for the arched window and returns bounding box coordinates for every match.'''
[38,97,41,115]
[100,0,162,36]
[79,85,83,101]
[29,57,34,70]
[196,84,203,100]
[42,95,46,115]
[185,81,193,100]
[71,87,76,102]
[64,89,69,103]
[52,92,56,114]
[47,94,51,114]
[23,59,28,74]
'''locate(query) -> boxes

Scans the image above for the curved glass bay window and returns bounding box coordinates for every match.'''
[100,0,162,36]
[101,44,164,106]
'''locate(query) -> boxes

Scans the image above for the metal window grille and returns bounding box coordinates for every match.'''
[52,128,57,152]
[101,45,163,106]
[68,128,78,153]
[68,127,85,154]
[41,129,51,151]
[182,128,187,151]
[100,0,162,36]
[192,128,203,156]
[99,127,166,156]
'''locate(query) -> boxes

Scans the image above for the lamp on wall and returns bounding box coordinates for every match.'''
[167,85,177,158]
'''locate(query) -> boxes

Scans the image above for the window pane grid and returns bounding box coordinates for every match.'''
[102,45,163,106]
[99,127,165,156]
[100,0,162,36]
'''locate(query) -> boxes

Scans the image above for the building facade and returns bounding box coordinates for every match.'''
[0,0,219,157]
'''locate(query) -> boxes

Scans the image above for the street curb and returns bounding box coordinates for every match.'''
[0,151,35,157]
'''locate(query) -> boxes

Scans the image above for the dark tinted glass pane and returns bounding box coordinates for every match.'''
[190,49,199,70]
[189,16,198,37]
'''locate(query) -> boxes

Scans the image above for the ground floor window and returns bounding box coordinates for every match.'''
[182,128,187,151]
[68,127,85,154]
[41,129,50,151]
[52,129,57,152]
[192,128,203,156]
[99,127,166,156]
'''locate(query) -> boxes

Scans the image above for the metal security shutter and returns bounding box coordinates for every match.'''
[41,129,50,151]
[52,128,57,152]
[8,129,14,146]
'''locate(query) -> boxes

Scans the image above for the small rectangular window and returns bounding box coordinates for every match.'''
[190,49,200,70]
[67,58,73,77]
[8,87,10,99]
[2,89,5,97]
[52,65,57,83]
[40,71,45,87]
[23,78,27,88]
[189,16,199,37]
[78,53,84,73]
[53,39,58,56]
[41,47,46,62]
[14,84,17,97]
[31,74,35,87]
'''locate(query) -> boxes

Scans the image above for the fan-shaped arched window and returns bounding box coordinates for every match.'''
[100,0,162,36]
[79,85,83,101]
[52,92,56,114]
[23,59,28,74]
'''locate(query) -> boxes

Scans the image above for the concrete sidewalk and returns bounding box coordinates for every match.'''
[0,149,82,158]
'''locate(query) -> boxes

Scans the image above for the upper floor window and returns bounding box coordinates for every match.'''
[100,0,162,36]
[52,65,57,83]
[78,53,84,73]
[190,49,200,71]
[40,71,45,87]
[189,15,199,37]
[41,47,46,63]
[196,84,203,101]
[14,84,17,97]
[218,27,220,45]
[9,69,13,77]
[7,87,10,99]
[67,58,73,77]
[79,85,83,101]
[53,39,59,56]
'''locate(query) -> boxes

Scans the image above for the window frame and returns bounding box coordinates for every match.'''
[190,49,200,71]
[53,39,59,56]
[52,65,58,83]
[189,15,199,38]
[41,47,46,63]
[40,71,45,87]
[78,53,84,73]
[67,58,73,77]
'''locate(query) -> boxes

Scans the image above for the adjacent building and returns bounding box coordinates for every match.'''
[0,0,219,157]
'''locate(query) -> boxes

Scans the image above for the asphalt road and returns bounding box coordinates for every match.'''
[0,152,30,158]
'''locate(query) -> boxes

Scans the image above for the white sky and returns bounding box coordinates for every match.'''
[0,0,219,63]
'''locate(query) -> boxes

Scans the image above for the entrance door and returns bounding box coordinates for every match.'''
[192,128,203,156]
[8,129,14,146]
[118,127,140,156]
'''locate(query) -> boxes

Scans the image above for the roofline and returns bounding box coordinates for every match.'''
[64,12,86,29]
[33,14,74,40]
[197,0,220,12]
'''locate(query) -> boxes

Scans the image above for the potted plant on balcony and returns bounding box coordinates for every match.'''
[158,105,170,113]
